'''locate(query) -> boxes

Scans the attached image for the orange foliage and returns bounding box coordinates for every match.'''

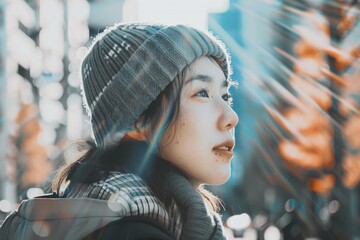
[308,174,336,195]
[342,153,360,188]
[289,76,332,110]
[11,103,51,188]
[343,114,360,149]
[277,106,334,170]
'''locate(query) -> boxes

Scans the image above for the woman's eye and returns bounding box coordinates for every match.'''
[222,93,233,105]
[196,89,209,98]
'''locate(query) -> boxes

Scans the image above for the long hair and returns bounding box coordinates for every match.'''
[52,62,222,214]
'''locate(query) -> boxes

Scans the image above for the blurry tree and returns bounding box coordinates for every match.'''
[267,1,360,239]
[212,0,360,239]
[6,103,51,199]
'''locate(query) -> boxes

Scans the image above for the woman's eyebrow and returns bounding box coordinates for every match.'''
[185,74,228,87]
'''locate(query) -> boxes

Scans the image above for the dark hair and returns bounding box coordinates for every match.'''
[52,63,222,213]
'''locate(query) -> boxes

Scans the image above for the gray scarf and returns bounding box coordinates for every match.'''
[163,170,226,240]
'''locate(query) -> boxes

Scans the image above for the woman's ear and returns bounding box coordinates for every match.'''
[126,128,148,141]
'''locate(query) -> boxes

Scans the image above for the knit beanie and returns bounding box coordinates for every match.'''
[80,23,231,147]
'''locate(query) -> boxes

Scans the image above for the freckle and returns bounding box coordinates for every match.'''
[182,122,185,126]
[176,141,179,144]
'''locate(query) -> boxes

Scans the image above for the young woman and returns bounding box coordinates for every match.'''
[1,23,238,240]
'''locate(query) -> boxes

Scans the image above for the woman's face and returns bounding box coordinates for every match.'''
[158,56,238,187]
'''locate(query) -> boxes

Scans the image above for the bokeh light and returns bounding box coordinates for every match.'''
[227,213,252,231]
[26,188,44,199]
[264,226,281,240]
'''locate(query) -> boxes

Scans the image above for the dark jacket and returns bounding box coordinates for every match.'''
[0,193,174,240]
[0,172,182,240]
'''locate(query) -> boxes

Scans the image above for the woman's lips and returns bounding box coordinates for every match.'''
[212,148,234,159]
[212,139,235,159]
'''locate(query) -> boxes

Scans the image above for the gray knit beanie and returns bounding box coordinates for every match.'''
[80,23,231,147]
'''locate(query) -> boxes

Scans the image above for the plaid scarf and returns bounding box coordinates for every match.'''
[64,169,226,239]
[64,172,183,239]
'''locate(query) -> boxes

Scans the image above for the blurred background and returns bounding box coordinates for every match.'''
[0,0,359,239]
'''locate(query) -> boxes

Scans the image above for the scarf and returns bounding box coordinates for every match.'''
[65,140,226,239]
[162,169,226,240]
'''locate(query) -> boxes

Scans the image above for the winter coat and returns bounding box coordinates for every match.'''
[0,172,180,240]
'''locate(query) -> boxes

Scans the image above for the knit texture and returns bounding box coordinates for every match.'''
[80,23,231,147]
[164,170,226,240]
[63,171,183,239]
[64,170,225,239]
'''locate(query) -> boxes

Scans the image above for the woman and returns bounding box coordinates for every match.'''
[1,23,238,240]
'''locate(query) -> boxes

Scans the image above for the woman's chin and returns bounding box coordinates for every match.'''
[207,171,231,186]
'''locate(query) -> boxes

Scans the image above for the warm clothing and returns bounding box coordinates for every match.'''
[64,171,183,239]
[64,170,226,239]
[163,171,225,240]
[0,195,137,240]
[0,173,178,240]
[60,140,227,239]
[0,171,226,239]
[84,215,174,239]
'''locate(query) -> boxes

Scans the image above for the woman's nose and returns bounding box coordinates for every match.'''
[218,101,239,131]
